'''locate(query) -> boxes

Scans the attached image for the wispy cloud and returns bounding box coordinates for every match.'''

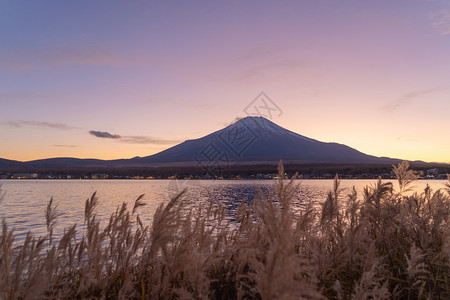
[396,137,421,143]
[206,43,310,83]
[1,45,133,71]
[228,43,294,64]
[429,9,450,35]
[120,136,181,145]
[88,130,180,144]
[35,46,122,66]
[0,59,33,71]
[53,144,79,148]
[89,130,121,139]
[0,92,49,100]
[1,121,76,130]
[227,59,309,83]
[382,87,442,112]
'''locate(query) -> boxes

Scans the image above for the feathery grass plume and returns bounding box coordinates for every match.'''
[393,160,418,193]
[315,174,364,297]
[0,184,5,204]
[45,197,61,245]
[444,176,450,261]
[243,161,323,299]
[446,174,450,197]
[333,279,344,300]
[405,244,429,299]
[0,219,15,299]
[320,174,342,226]
[352,244,390,299]
[443,225,450,267]
[84,192,99,224]
[132,194,146,215]
[141,190,191,298]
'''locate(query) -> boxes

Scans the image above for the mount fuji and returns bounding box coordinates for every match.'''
[124,116,399,166]
[1,116,405,171]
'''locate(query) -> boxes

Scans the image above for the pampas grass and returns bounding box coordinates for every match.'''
[0,161,449,299]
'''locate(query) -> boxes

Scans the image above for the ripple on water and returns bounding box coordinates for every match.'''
[0,179,447,244]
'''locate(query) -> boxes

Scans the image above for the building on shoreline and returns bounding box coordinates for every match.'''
[12,173,38,179]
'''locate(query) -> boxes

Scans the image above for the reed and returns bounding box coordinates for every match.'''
[0,161,449,299]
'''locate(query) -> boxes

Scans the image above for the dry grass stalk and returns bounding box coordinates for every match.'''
[0,161,448,299]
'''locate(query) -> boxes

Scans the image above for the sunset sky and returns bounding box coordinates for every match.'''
[1,0,449,163]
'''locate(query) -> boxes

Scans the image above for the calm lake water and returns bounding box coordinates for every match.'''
[0,179,448,244]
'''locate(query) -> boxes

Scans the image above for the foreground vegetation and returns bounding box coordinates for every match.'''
[1,161,449,299]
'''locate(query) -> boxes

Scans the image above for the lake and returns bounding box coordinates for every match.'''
[0,179,448,244]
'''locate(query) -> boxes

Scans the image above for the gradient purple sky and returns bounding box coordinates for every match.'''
[1,0,449,163]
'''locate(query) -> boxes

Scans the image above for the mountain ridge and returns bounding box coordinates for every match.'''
[0,116,444,171]
[133,116,400,165]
